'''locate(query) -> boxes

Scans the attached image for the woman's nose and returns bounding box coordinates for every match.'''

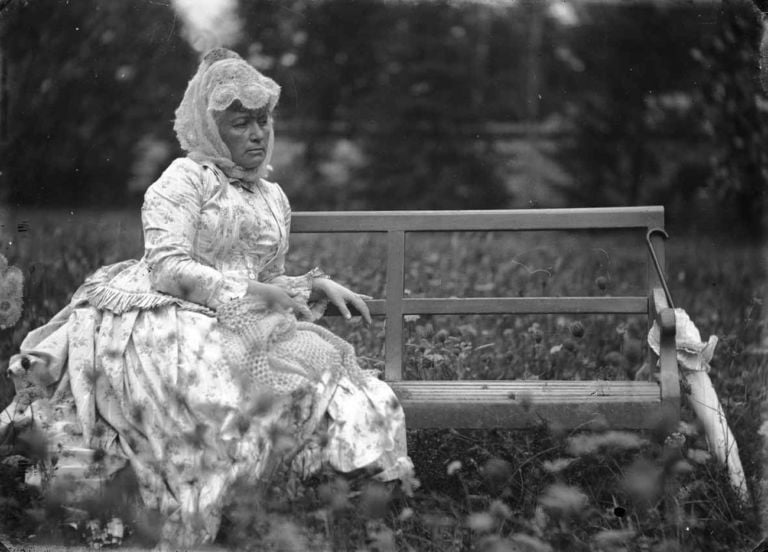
[249,122,265,141]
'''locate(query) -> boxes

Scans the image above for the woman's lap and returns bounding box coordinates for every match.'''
[7,300,412,544]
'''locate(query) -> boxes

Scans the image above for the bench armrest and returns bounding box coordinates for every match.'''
[652,287,680,417]
[324,304,359,317]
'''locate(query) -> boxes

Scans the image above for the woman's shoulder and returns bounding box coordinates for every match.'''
[146,157,219,198]
[161,157,208,180]
[259,178,290,209]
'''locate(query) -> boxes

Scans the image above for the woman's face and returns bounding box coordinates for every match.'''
[216,104,273,170]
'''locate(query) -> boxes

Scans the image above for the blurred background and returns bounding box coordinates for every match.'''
[0,0,766,239]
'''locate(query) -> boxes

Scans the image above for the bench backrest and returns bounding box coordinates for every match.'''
[292,206,667,376]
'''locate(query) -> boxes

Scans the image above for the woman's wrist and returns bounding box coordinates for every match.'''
[309,266,332,289]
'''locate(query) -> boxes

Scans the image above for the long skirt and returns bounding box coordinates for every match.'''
[4,286,412,546]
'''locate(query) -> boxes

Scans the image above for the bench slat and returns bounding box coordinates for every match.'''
[333,296,649,317]
[292,207,664,233]
[391,381,659,401]
[391,381,662,429]
[385,231,406,380]
[400,297,648,315]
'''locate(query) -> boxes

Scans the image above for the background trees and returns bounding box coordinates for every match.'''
[0,0,765,237]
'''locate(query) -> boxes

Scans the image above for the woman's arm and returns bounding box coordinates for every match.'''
[260,185,371,324]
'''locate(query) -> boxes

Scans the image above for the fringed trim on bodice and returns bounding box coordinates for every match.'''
[79,259,214,316]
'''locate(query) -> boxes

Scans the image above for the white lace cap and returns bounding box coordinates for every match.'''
[173,48,281,183]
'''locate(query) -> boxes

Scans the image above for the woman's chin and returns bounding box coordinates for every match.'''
[238,154,264,170]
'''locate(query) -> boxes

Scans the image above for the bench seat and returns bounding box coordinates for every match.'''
[391,380,663,429]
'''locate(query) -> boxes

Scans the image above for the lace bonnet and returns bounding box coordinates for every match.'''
[174,48,281,183]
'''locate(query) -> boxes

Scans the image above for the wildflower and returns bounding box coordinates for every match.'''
[541,457,575,474]
[105,517,125,546]
[621,458,663,503]
[397,507,414,521]
[264,519,308,552]
[446,459,462,476]
[677,420,700,436]
[528,323,544,343]
[670,459,694,475]
[759,420,768,439]
[565,431,648,456]
[366,520,396,552]
[488,499,512,521]
[538,483,588,519]
[592,528,636,548]
[399,470,420,497]
[602,351,627,373]
[664,431,686,451]
[0,254,23,329]
[467,512,496,532]
[570,321,585,338]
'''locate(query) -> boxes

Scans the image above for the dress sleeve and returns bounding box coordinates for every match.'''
[258,184,315,303]
[142,159,248,310]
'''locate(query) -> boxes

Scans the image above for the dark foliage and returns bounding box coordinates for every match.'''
[692,0,768,239]
[1,0,765,234]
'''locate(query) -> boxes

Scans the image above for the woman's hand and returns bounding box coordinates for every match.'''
[312,278,372,325]
[246,281,311,318]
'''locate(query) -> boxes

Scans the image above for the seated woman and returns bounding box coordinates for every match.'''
[4,48,413,546]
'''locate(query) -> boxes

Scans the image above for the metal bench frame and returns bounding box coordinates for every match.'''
[292,206,679,430]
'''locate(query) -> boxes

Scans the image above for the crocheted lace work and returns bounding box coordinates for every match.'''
[216,297,371,395]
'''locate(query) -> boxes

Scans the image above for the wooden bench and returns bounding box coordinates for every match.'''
[292,206,679,430]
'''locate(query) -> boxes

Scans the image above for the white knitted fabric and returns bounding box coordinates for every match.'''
[216,297,371,395]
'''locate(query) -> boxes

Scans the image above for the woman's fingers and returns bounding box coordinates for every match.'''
[335,289,371,325]
[349,293,372,325]
[291,300,313,320]
[314,280,372,324]
[329,290,353,320]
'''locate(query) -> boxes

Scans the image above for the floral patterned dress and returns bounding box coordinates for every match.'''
[4,157,412,546]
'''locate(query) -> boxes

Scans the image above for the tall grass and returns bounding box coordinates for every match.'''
[0,208,765,551]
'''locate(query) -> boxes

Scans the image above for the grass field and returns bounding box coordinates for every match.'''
[0,207,766,551]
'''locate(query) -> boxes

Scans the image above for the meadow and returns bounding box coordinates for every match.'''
[0,207,765,551]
